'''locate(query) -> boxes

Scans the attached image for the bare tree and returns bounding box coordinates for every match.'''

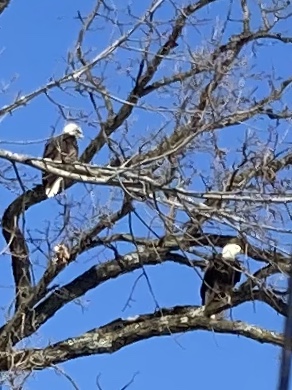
[0,0,292,388]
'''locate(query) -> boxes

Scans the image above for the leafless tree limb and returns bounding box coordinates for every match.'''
[0,307,283,371]
[0,0,10,16]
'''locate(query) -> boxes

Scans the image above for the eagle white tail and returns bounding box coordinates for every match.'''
[210,311,225,320]
[45,177,63,198]
[204,288,227,320]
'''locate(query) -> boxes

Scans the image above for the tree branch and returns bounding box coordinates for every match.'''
[0,306,283,371]
[0,231,286,347]
[0,0,10,15]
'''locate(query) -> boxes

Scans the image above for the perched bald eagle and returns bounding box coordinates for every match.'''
[200,237,244,319]
[42,122,83,198]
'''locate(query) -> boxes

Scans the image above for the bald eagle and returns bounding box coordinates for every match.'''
[200,237,244,319]
[42,122,83,198]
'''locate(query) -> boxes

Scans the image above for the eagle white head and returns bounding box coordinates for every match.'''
[222,244,242,259]
[221,237,245,259]
[63,122,83,139]
[222,241,243,259]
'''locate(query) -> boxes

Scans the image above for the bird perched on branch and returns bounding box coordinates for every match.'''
[42,122,83,198]
[200,237,245,319]
[53,244,70,264]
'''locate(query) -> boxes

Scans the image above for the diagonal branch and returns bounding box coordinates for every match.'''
[80,0,216,164]
[0,0,10,15]
[0,249,196,346]
[0,196,133,347]
[0,232,286,347]
[129,36,292,167]
[32,195,133,307]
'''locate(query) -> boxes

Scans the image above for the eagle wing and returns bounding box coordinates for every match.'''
[42,134,78,187]
[43,136,61,161]
[60,135,78,163]
[43,134,78,161]
[200,258,242,305]
[200,263,218,305]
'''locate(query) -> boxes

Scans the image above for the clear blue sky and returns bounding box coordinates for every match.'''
[0,0,292,389]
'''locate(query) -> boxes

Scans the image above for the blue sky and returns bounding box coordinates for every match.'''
[0,0,292,389]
